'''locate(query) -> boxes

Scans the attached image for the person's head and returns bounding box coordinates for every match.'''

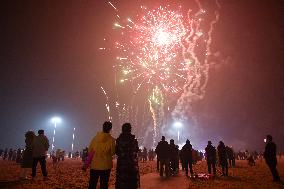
[161,136,165,141]
[208,141,212,145]
[25,131,35,139]
[122,123,131,134]
[186,139,190,144]
[103,121,112,133]
[170,139,174,145]
[219,141,224,146]
[38,129,44,135]
[266,135,273,142]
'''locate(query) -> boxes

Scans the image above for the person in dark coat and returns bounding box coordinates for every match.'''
[264,135,281,182]
[155,136,170,178]
[3,148,8,160]
[32,129,49,179]
[16,148,22,163]
[205,141,216,175]
[82,147,88,162]
[169,139,179,175]
[115,123,140,189]
[181,139,194,176]
[142,147,147,162]
[20,131,35,179]
[226,146,234,167]
[179,149,185,171]
[8,148,13,161]
[217,141,228,176]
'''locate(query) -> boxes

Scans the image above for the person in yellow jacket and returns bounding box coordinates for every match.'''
[87,121,115,189]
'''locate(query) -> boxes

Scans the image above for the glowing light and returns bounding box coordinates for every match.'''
[51,117,61,124]
[108,1,117,11]
[174,121,183,128]
[51,116,61,150]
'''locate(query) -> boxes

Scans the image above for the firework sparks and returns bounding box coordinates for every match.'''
[101,86,112,121]
[106,1,220,145]
[114,5,193,93]
[148,86,165,145]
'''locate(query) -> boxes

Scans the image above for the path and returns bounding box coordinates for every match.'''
[110,172,189,189]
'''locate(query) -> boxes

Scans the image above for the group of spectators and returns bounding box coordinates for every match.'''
[83,121,140,189]
[1,130,49,180]
[0,148,22,162]
[0,121,282,189]
[154,137,231,177]
[138,148,155,162]
[0,130,50,180]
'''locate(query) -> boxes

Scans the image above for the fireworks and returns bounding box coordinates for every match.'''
[114,5,191,93]
[101,86,112,121]
[148,86,165,145]
[104,1,220,145]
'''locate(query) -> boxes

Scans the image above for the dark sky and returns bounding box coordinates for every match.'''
[1,0,284,152]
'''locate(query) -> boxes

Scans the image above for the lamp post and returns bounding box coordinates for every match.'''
[71,127,75,158]
[173,122,183,142]
[51,117,61,151]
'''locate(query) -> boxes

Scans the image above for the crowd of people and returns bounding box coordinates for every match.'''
[0,121,282,188]
[81,122,281,189]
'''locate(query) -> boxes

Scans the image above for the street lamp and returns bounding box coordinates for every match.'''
[71,127,75,158]
[173,122,183,142]
[51,117,61,151]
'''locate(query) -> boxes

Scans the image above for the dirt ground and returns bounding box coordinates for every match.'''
[0,158,283,189]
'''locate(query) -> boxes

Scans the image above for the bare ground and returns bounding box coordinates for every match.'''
[0,159,283,189]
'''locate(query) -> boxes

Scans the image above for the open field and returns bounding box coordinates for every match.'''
[0,159,283,188]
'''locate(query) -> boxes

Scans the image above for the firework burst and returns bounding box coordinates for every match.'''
[104,1,220,145]
[115,6,191,93]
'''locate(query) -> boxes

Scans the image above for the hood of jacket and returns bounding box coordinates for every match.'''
[94,132,112,143]
[88,131,115,170]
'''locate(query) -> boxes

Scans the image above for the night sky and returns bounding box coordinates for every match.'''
[1,0,284,152]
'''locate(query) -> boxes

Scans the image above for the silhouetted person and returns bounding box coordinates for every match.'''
[142,147,148,162]
[20,131,35,179]
[3,148,8,160]
[169,139,179,175]
[148,149,155,161]
[155,136,170,177]
[181,139,194,176]
[12,149,17,161]
[226,146,235,167]
[82,147,88,162]
[8,148,13,160]
[154,147,160,171]
[68,151,71,158]
[16,148,22,163]
[205,141,216,175]
[32,129,49,179]
[179,149,185,171]
[247,155,256,166]
[87,121,115,189]
[264,135,280,182]
[217,141,228,176]
[115,123,140,189]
